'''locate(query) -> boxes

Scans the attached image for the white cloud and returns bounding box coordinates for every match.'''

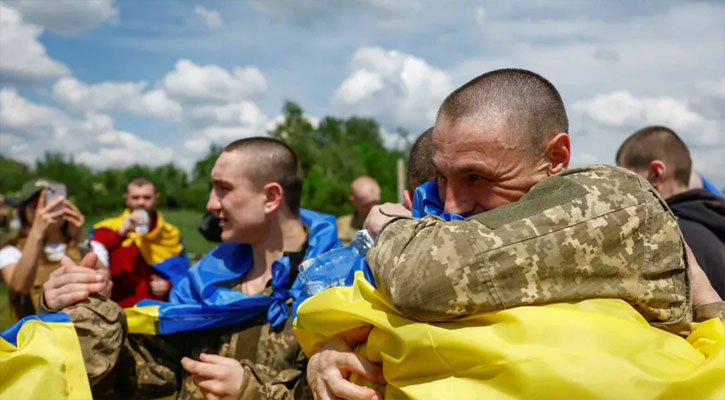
[194,6,222,30]
[572,91,720,146]
[77,131,174,169]
[569,90,725,186]
[333,46,453,130]
[0,2,70,85]
[162,59,266,104]
[5,0,117,34]
[0,88,175,169]
[249,0,419,24]
[53,77,182,121]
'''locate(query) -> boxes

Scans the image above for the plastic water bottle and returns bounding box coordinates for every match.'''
[298,229,374,296]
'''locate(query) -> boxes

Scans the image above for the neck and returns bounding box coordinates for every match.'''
[661,181,689,200]
[248,210,307,284]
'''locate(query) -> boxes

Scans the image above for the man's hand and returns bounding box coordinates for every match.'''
[363,203,412,238]
[181,353,245,400]
[118,209,146,238]
[687,242,722,306]
[150,274,172,298]
[43,253,111,311]
[307,325,385,400]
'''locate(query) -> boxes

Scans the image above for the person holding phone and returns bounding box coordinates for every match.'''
[0,178,88,320]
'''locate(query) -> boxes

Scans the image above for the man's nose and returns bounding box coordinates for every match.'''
[206,191,221,212]
[443,183,472,215]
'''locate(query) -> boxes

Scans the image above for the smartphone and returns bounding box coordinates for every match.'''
[45,183,67,211]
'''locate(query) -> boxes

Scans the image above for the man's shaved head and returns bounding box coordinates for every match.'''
[438,68,568,156]
[223,137,303,215]
[616,126,692,187]
[407,128,436,191]
[350,176,380,219]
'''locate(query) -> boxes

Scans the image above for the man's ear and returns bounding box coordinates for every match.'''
[647,160,667,190]
[155,193,161,201]
[263,183,284,215]
[544,133,570,175]
[403,190,413,210]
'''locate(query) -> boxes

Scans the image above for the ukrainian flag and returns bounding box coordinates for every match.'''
[294,272,725,400]
[1,313,92,399]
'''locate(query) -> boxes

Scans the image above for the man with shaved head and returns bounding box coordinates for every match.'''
[306,69,723,400]
[39,137,341,399]
[337,176,381,245]
[617,126,725,298]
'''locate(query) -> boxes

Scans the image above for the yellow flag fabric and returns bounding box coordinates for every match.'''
[125,305,161,335]
[1,316,92,400]
[294,273,725,400]
[93,209,183,266]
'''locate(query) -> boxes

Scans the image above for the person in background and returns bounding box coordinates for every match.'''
[40,137,340,399]
[0,178,86,320]
[306,69,723,399]
[403,128,436,209]
[337,177,381,245]
[90,176,183,307]
[617,126,725,298]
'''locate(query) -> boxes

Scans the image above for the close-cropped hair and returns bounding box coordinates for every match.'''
[223,137,304,215]
[408,128,436,191]
[616,126,692,187]
[125,176,156,193]
[438,68,568,156]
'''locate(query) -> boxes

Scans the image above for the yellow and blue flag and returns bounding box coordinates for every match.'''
[126,209,340,335]
[1,313,92,400]
[294,273,725,400]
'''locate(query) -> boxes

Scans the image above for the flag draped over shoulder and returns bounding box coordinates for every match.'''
[126,209,340,335]
[294,273,725,400]
[1,313,92,400]
[93,209,184,266]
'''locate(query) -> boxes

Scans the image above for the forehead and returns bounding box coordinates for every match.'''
[212,151,253,183]
[127,183,155,195]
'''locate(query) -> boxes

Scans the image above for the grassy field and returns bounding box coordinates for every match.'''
[0,208,217,331]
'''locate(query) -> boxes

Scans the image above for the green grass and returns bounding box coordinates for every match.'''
[0,208,218,331]
[0,284,11,330]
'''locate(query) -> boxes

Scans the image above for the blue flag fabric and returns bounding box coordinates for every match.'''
[1,313,72,347]
[292,182,464,317]
[411,181,465,221]
[136,209,340,334]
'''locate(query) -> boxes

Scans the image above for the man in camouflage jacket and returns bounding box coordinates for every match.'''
[41,138,334,399]
[306,69,723,400]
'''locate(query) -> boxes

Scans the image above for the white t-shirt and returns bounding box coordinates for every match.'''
[0,243,68,270]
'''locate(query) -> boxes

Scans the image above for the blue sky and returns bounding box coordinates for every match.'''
[1,0,723,187]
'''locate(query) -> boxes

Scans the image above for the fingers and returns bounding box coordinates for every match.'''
[199,353,239,366]
[80,252,98,269]
[338,325,373,347]
[41,196,65,214]
[37,190,47,209]
[64,199,82,214]
[181,357,221,378]
[46,291,90,310]
[326,375,380,400]
[336,352,385,385]
[60,255,76,269]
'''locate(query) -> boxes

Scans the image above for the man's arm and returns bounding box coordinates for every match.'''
[367,166,690,332]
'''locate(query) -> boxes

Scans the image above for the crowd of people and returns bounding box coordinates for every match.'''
[1,68,724,399]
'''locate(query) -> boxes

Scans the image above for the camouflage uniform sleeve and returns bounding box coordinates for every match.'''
[39,292,182,398]
[368,165,691,334]
[237,353,309,400]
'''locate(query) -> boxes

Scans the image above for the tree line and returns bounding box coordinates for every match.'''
[1,102,410,218]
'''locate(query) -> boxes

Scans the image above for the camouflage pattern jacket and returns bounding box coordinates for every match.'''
[368,165,695,334]
[39,242,312,400]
